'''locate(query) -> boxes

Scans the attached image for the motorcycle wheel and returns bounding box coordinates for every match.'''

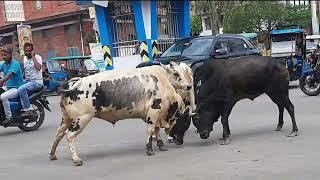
[299,74,320,96]
[18,101,45,131]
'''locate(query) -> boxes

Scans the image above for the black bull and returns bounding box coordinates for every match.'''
[170,55,298,145]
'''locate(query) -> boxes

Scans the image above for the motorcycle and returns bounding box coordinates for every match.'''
[299,50,320,96]
[0,87,51,131]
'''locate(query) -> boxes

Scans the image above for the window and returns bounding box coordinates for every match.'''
[182,38,214,56]
[228,38,249,53]
[0,36,13,46]
[67,47,80,56]
[33,0,42,10]
[214,39,230,53]
[45,50,57,62]
[42,29,54,39]
[64,24,78,34]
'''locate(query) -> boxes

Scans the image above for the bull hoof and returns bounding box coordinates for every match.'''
[167,139,174,143]
[287,131,298,137]
[73,160,83,166]
[49,154,57,161]
[146,149,155,156]
[275,124,283,131]
[220,138,230,145]
[158,146,168,151]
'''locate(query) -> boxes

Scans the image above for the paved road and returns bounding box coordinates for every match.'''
[0,82,319,180]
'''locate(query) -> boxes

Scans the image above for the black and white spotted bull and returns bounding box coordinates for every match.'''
[49,62,191,166]
[164,62,196,142]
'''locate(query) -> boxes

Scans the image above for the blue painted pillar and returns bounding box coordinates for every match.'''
[177,0,191,38]
[133,1,149,62]
[95,5,114,70]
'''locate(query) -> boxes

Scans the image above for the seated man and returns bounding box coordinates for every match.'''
[0,46,24,122]
[18,43,43,116]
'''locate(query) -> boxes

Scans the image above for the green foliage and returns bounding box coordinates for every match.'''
[282,5,311,28]
[190,15,203,36]
[223,1,311,34]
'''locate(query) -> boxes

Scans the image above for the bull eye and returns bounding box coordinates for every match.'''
[174,72,179,76]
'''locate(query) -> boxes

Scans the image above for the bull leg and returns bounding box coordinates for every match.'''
[146,124,156,155]
[220,102,235,145]
[275,105,284,131]
[266,93,285,131]
[155,127,168,151]
[66,114,93,166]
[165,128,174,143]
[267,92,297,135]
[283,96,298,137]
[49,119,71,160]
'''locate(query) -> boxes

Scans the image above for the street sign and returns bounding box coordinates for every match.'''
[4,1,25,22]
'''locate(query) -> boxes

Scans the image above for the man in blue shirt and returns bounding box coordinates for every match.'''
[0,46,24,123]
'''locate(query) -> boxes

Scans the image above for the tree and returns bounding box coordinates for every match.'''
[190,15,203,36]
[223,1,311,34]
[192,1,239,35]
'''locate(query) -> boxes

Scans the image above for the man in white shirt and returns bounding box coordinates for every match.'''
[18,43,43,116]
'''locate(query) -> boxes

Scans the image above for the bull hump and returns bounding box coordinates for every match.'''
[92,76,145,112]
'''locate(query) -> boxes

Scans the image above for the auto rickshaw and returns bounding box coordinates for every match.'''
[44,56,99,95]
[269,26,311,81]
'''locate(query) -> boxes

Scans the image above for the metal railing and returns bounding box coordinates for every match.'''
[109,1,138,57]
[157,0,180,53]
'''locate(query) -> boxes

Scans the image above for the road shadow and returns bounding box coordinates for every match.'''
[84,146,145,161]
[0,126,49,137]
[289,84,299,89]
[177,126,293,148]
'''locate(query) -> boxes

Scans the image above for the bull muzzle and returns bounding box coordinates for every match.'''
[199,127,213,139]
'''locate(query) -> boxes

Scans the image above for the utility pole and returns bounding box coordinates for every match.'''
[311,0,319,35]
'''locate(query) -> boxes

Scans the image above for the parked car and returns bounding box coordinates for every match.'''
[137,34,259,72]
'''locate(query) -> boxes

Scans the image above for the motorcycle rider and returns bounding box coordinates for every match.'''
[0,46,24,123]
[18,43,43,116]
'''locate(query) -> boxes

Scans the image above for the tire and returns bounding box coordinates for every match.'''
[18,101,45,131]
[299,74,320,96]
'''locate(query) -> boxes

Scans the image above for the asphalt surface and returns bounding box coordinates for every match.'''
[0,81,320,180]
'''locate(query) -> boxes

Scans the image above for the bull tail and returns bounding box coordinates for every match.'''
[59,77,82,93]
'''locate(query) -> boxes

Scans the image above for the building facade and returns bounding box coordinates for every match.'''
[76,0,190,70]
[0,1,95,61]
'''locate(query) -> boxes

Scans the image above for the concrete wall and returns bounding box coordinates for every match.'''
[113,55,142,71]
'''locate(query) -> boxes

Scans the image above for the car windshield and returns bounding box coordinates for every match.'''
[47,60,62,72]
[181,38,214,56]
[271,34,296,42]
[161,39,191,57]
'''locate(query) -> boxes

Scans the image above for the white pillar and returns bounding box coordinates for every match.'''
[311,0,319,35]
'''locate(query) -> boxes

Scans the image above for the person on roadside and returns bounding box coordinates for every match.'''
[18,43,43,116]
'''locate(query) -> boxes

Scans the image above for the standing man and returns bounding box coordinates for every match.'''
[0,46,24,122]
[18,43,43,116]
